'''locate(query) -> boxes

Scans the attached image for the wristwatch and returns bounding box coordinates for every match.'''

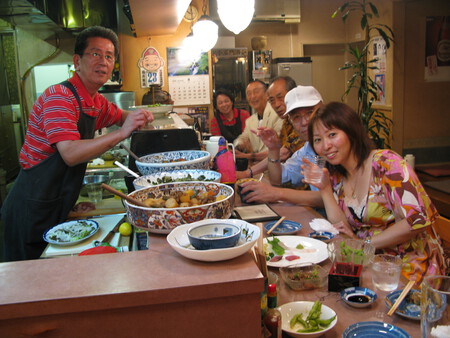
[268,157,280,163]
[364,237,372,245]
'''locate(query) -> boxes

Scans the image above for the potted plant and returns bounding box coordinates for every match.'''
[333,0,394,148]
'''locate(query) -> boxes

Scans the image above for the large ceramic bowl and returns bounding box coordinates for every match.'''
[133,169,221,190]
[135,150,211,176]
[124,182,234,234]
[167,219,260,262]
[279,301,337,338]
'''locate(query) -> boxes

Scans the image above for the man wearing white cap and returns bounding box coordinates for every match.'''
[239,85,324,206]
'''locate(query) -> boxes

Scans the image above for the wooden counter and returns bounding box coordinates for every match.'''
[0,234,263,337]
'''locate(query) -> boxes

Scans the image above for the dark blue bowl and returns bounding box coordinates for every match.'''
[264,220,302,235]
[188,223,241,250]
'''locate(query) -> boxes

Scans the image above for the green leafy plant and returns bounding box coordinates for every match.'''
[333,0,394,148]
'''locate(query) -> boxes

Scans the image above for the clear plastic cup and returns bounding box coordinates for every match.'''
[303,155,326,184]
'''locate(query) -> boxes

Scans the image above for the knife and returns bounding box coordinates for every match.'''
[99,215,127,245]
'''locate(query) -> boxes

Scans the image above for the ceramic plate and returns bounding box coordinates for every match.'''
[263,236,328,267]
[341,287,377,308]
[279,301,337,338]
[343,321,410,337]
[264,220,302,235]
[385,289,421,320]
[43,219,99,246]
[166,219,260,262]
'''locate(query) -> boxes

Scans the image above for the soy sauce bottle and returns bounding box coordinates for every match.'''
[263,283,282,338]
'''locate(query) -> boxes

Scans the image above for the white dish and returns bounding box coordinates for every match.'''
[43,219,99,246]
[264,236,328,267]
[279,301,337,338]
[167,219,260,262]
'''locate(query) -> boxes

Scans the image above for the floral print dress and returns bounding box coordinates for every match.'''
[330,149,444,283]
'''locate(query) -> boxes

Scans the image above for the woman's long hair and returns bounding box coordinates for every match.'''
[308,101,375,177]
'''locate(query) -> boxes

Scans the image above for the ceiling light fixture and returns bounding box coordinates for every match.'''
[217,0,255,35]
[192,0,218,53]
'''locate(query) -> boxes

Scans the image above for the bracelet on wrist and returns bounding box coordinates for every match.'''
[249,167,254,178]
[268,157,280,163]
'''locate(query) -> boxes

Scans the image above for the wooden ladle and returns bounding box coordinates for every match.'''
[120,143,140,162]
[101,183,148,208]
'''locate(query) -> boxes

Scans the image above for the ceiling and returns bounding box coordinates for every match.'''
[129,0,191,37]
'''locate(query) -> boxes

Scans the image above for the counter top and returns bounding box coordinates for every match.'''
[0,231,263,337]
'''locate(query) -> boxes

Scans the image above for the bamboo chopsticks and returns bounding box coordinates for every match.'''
[266,216,286,236]
[253,222,268,278]
[387,280,415,316]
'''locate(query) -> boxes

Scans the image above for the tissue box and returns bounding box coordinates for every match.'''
[328,262,362,292]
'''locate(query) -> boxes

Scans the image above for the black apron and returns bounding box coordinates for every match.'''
[214,109,242,144]
[1,81,96,261]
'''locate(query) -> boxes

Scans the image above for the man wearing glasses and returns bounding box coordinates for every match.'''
[1,26,154,261]
[239,86,324,206]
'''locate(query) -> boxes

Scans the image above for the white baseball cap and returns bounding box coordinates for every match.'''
[283,85,323,116]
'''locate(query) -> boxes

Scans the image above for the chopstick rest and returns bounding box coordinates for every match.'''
[387,280,415,316]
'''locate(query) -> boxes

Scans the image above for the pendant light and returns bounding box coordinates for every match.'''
[217,0,255,35]
[192,0,218,53]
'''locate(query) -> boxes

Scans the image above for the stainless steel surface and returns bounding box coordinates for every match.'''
[272,57,313,86]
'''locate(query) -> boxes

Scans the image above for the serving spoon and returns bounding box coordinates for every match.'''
[120,143,140,161]
[101,183,148,208]
[114,161,140,178]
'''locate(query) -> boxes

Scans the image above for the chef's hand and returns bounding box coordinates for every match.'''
[240,181,281,204]
[120,109,154,138]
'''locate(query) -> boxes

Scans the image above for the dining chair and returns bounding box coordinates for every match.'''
[429,216,450,275]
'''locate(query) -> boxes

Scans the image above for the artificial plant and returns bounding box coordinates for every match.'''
[333,0,394,148]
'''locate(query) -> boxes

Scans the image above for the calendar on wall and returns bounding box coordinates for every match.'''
[167,47,211,105]
[169,75,210,105]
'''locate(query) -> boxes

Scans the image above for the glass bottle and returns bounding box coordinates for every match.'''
[263,283,282,338]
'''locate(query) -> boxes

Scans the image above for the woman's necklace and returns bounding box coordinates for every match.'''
[348,169,361,199]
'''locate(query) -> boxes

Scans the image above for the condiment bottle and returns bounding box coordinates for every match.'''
[212,136,236,185]
[263,283,282,338]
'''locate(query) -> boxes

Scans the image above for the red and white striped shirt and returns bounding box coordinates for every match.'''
[20,73,122,169]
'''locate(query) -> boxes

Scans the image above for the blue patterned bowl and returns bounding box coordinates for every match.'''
[135,150,211,176]
[188,223,241,250]
[125,182,234,234]
[133,169,221,190]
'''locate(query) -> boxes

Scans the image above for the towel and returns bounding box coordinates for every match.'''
[310,218,339,235]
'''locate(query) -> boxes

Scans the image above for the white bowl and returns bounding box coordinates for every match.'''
[133,169,221,190]
[278,301,337,338]
[187,222,241,250]
[167,219,260,262]
[135,150,211,176]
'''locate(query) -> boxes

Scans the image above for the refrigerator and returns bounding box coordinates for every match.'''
[272,57,313,86]
[212,48,249,110]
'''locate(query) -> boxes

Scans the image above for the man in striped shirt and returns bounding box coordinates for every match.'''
[1,26,154,261]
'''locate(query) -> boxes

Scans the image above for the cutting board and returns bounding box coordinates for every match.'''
[68,197,126,218]
[41,213,127,258]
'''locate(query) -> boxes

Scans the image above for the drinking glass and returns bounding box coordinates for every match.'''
[303,155,325,185]
[371,254,402,292]
[421,275,450,337]
[86,183,103,204]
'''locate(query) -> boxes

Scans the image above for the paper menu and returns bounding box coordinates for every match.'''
[41,213,126,258]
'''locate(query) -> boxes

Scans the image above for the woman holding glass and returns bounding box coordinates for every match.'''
[304,101,445,283]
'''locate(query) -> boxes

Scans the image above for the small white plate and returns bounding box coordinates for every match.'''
[43,219,99,246]
[167,219,260,262]
[264,236,328,267]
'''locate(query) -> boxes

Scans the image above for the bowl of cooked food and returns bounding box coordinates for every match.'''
[279,263,328,291]
[133,169,221,190]
[135,150,211,176]
[279,300,337,337]
[124,181,234,234]
[187,222,241,250]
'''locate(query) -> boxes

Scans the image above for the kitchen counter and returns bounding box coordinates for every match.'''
[0,234,263,337]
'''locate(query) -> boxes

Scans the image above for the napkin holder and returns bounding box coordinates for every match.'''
[328,262,362,292]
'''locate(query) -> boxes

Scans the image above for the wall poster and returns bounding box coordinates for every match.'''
[371,36,387,105]
[425,16,450,82]
[137,47,164,87]
[167,47,210,105]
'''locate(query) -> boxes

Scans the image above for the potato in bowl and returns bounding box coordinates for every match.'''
[125,182,234,234]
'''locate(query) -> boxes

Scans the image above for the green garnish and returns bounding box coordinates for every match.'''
[290,301,336,333]
[267,236,285,256]
[296,243,304,249]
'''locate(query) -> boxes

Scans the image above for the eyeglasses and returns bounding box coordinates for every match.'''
[288,110,314,123]
[83,52,115,63]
